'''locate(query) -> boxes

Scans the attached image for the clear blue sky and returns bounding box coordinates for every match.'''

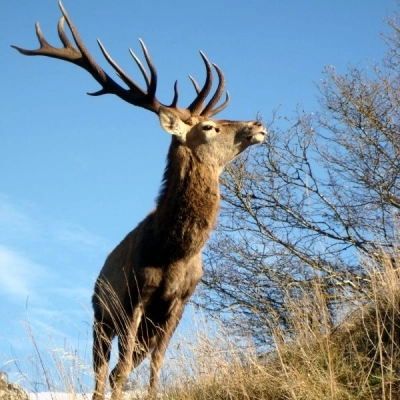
[1,0,397,392]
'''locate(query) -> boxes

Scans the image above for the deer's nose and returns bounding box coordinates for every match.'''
[253,121,263,127]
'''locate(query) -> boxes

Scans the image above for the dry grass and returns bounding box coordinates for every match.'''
[6,252,400,399]
[7,318,93,396]
[163,253,400,400]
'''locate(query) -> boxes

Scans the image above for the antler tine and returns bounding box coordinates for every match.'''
[201,63,229,117]
[34,21,52,52]
[169,80,179,108]
[57,15,71,48]
[188,75,201,95]
[206,91,230,118]
[137,39,158,99]
[129,47,151,89]
[188,51,213,115]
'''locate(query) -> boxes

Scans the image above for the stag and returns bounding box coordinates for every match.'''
[12,2,266,398]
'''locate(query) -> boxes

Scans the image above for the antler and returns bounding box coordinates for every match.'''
[11,0,229,119]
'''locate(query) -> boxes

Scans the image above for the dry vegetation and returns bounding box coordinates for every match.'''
[6,251,400,400]
[0,372,28,400]
[163,253,400,400]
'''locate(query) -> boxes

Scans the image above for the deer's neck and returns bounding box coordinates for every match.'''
[154,139,220,260]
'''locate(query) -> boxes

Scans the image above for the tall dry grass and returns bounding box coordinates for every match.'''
[9,321,93,396]
[6,251,400,399]
[164,252,400,400]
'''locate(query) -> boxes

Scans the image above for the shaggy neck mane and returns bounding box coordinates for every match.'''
[154,138,220,260]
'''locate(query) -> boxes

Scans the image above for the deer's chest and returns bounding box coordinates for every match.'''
[140,255,203,304]
[138,256,202,325]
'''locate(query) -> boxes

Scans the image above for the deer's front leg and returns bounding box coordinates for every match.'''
[110,306,143,400]
[148,301,185,397]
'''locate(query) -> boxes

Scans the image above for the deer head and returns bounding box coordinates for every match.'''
[12,1,266,171]
[159,108,265,167]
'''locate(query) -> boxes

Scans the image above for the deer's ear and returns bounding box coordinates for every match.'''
[159,107,189,141]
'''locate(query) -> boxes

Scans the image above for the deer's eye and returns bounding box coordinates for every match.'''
[203,124,213,131]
